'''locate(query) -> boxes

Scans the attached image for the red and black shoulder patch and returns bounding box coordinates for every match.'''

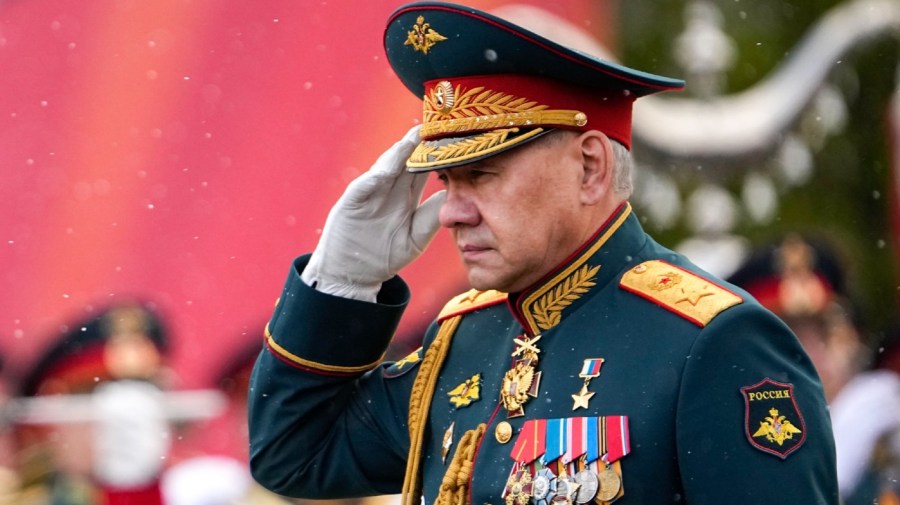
[740,378,806,459]
[619,260,743,327]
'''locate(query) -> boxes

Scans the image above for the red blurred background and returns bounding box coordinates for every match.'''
[0,0,612,390]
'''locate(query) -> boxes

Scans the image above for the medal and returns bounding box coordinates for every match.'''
[503,466,533,505]
[551,466,580,505]
[512,333,542,360]
[595,463,621,502]
[504,416,631,505]
[573,468,599,504]
[532,467,556,505]
[502,334,543,417]
[572,358,604,411]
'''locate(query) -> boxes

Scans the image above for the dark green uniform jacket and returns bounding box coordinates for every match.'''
[249,203,838,505]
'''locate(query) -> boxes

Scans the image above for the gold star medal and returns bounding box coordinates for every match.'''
[572,358,604,410]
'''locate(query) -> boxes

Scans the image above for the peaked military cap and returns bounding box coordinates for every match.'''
[384,1,685,171]
[727,234,849,319]
[20,303,167,397]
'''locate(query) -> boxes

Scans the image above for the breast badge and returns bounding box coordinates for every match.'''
[448,373,481,408]
[501,334,543,417]
[741,378,806,458]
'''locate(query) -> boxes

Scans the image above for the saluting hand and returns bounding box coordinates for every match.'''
[301,125,446,301]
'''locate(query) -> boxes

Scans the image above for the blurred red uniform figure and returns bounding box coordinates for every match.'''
[728,234,899,505]
[161,333,294,505]
[7,302,172,505]
[728,234,867,402]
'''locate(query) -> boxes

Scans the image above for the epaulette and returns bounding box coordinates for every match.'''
[620,260,743,327]
[438,289,508,322]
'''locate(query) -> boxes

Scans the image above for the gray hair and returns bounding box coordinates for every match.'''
[610,139,633,198]
[537,129,634,198]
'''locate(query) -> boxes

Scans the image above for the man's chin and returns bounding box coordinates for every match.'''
[465,267,512,293]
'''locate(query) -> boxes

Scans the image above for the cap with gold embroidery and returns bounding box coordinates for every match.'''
[384,2,685,172]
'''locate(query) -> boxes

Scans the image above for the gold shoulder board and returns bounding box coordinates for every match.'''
[438,289,508,322]
[620,260,743,327]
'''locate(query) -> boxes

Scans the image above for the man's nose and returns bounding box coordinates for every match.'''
[438,189,479,228]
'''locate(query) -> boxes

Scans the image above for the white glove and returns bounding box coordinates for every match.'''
[301,126,446,301]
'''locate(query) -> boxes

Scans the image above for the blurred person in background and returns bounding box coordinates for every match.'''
[162,331,287,505]
[3,302,174,505]
[727,233,870,402]
[0,347,21,505]
[164,328,401,505]
[828,321,900,505]
[728,233,900,504]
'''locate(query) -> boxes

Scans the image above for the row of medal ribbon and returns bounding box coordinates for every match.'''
[502,416,631,505]
[509,416,630,465]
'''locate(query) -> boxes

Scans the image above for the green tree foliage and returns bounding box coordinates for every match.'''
[618,0,900,341]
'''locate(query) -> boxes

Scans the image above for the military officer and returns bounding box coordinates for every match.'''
[248,2,838,505]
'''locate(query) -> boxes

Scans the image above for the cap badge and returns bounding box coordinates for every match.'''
[404,15,447,55]
[432,80,455,114]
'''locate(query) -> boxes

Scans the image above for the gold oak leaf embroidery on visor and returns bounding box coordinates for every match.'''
[419,83,587,138]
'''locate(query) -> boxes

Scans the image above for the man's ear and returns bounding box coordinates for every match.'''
[579,130,614,205]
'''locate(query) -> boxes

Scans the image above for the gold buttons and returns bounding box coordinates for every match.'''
[495,421,513,444]
[574,112,588,126]
[632,263,648,274]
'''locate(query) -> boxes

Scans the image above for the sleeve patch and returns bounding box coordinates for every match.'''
[438,289,508,322]
[619,260,743,327]
[740,378,806,459]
